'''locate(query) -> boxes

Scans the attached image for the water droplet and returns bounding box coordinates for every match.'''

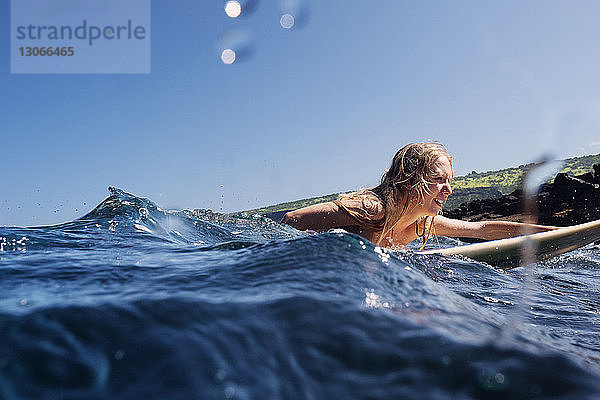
[279,0,310,29]
[280,13,294,29]
[215,369,227,381]
[495,372,505,384]
[224,1,241,18]
[221,49,236,64]
[217,30,255,64]
[224,386,236,399]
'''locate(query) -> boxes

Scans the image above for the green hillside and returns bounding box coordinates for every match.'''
[453,153,600,193]
[244,153,600,216]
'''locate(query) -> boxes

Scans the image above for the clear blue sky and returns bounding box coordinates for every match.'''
[2,0,600,226]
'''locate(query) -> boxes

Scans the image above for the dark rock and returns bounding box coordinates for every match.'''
[446,166,600,226]
[576,172,595,184]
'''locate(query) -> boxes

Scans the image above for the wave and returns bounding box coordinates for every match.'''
[1,187,600,399]
[0,187,301,252]
[2,296,599,400]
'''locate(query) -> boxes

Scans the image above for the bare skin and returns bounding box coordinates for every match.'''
[282,156,558,248]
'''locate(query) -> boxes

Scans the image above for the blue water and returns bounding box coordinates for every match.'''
[1,187,600,399]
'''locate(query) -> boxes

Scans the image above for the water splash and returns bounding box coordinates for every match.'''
[511,157,564,336]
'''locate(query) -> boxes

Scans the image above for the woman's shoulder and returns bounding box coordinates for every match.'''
[335,190,385,222]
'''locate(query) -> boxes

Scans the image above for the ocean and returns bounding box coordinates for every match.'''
[1,187,599,399]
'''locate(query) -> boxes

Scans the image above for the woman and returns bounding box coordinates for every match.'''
[282,143,556,249]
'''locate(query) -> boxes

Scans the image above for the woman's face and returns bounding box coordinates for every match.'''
[421,155,453,216]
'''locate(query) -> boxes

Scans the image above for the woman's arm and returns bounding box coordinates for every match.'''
[434,215,559,241]
[281,202,358,232]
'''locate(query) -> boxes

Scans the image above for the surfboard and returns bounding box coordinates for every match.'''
[418,219,600,269]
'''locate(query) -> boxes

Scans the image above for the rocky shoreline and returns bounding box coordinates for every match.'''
[444,164,600,226]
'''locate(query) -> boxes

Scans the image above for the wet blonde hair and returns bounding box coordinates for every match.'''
[337,142,453,247]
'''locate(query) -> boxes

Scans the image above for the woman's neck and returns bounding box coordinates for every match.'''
[391,204,424,231]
